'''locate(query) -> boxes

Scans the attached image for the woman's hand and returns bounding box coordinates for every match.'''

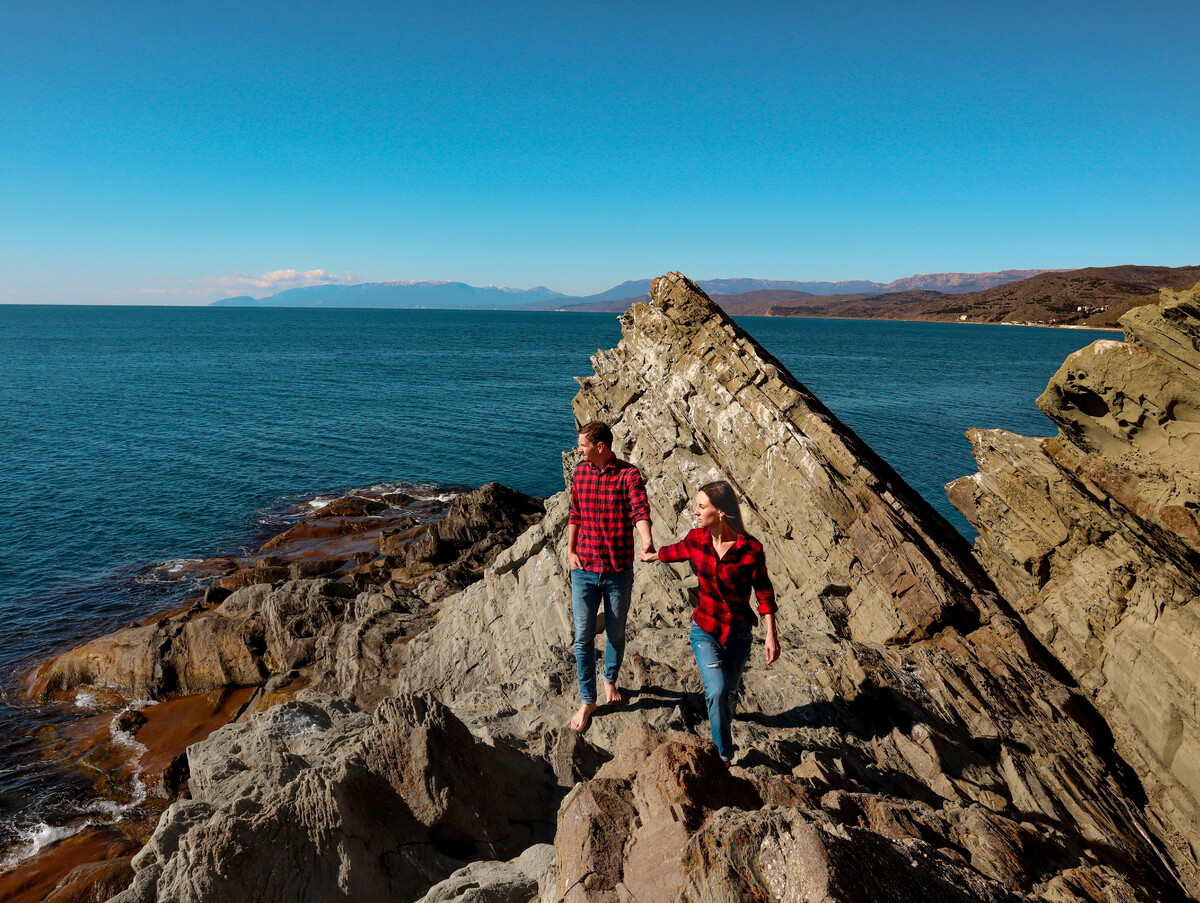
[764,630,780,665]
[638,547,659,563]
[762,613,779,665]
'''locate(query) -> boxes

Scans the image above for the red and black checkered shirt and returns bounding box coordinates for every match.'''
[658,527,776,644]
[569,458,651,572]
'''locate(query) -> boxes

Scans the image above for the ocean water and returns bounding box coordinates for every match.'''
[0,304,1118,866]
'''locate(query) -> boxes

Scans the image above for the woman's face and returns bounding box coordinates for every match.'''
[694,491,722,529]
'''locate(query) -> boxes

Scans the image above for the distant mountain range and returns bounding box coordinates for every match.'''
[211,270,1052,310]
[753,265,1200,329]
[211,280,563,309]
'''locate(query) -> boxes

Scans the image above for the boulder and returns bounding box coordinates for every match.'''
[414,844,555,903]
[112,694,558,903]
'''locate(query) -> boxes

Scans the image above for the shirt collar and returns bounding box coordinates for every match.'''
[586,457,621,474]
[704,529,747,549]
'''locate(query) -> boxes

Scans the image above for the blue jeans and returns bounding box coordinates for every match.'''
[690,620,753,761]
[571,567,634,704]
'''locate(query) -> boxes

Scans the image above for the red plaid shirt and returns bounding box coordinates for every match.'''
[569,458,651,572]
[658,527,776,644]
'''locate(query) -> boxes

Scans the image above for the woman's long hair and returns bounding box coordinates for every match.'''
[699,480,744,533]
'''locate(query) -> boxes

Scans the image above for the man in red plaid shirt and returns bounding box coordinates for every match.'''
[567,420,654,732]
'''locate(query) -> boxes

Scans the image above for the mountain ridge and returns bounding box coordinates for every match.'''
[211,270,1055,309]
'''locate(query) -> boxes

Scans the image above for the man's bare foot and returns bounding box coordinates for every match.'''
[602,681,623,706]
[571,702,597,732]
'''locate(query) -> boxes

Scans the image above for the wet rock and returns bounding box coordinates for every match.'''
[30,483,542,705]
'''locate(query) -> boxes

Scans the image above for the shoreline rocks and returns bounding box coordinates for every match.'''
[11,274,1198,901]
[949,283,1200,893]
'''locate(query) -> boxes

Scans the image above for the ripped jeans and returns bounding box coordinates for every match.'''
[690,619,753,761]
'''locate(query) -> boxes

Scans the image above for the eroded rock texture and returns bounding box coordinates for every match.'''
[949,284,1200,890]
[393,274,1186,900]
[110,694,557,903]
[31,482,544,712]
[94,274,1193,901]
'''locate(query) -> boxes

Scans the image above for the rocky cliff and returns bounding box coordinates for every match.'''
[949,283,1200,893]
[25,274,1196,901]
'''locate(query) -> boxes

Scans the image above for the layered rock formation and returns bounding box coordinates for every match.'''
[27,274,1196,901]
[30,482,544,712]
[949,283,1200,891]
[387,274,1187,900]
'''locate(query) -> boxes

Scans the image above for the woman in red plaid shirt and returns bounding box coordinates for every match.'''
[641,480,779,762]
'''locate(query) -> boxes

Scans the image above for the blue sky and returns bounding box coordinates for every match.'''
[2,0,1197,303]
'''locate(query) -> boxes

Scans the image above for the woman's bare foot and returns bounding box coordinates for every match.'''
[602,681,623,706]
[571,702,597,732]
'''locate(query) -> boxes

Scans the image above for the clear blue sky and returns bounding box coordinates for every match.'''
[2,0,1197,303]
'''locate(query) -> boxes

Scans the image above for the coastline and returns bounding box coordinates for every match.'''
[750,311,1126,331]
[1,275,1196,899]
[0,481,546,893]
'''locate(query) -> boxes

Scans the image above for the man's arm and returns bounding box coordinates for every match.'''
[567,522,581,570]
[627,468,654,559]
[568,466,582,570]
[635,518,654,559]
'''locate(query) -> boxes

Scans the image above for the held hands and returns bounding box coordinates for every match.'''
[638,542,658,563]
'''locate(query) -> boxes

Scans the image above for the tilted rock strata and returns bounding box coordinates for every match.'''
[560,724,1160,903]
[395,274,1186,899]
[949,284,1200,892]
[577,271,1003,646]
[91,274,1192,901]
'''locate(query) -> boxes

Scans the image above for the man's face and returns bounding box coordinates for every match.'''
[577,433,607,466]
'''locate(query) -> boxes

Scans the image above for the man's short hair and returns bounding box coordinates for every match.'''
[578,420,613,448]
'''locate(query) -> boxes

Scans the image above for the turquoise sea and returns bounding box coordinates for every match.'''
[0,304,1118,867]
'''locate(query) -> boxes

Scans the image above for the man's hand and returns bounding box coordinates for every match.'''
[640,537,656,560]
[568,550,582,570]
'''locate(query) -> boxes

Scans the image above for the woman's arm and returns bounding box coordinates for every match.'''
[645,529,696,563]
[762,611,779,664]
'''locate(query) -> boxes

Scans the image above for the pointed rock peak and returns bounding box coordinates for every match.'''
[575,271,994,646]
[647,271,721,320]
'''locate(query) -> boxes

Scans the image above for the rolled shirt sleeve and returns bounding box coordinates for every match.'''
[752,547,777,615]
[626,468,651,525]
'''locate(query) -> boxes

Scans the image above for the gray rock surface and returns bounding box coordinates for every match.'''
[111,693,557,903]
[32,483,543,710]
[393,274,1186,900]
[949,283,1200,892]
[100,273,1195,901]
[414,844,555,903]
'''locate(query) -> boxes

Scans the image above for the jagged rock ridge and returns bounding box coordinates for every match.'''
[949,282,1200,893]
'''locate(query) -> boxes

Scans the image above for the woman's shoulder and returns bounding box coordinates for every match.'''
[684,526,707,542]
[739,531,766,553]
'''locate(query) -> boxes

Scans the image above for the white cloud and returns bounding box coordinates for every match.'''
[192,268,363,298]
